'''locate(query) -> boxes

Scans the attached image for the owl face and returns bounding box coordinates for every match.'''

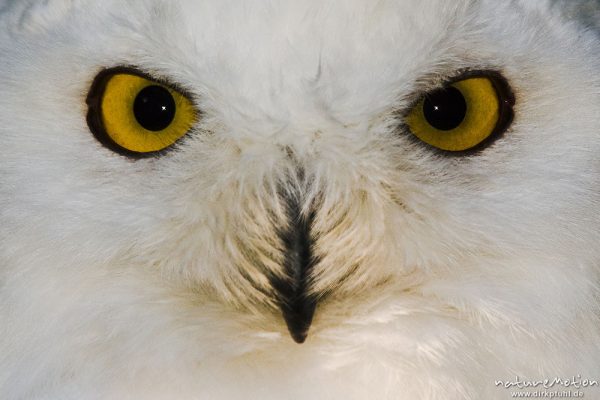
[1,0,599,398]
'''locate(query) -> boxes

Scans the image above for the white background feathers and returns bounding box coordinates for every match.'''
[0,1,599,399]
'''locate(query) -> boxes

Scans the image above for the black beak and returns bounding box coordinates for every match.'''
[270,195,316,344]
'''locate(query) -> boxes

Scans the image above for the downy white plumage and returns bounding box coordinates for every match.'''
[0,0,599,399]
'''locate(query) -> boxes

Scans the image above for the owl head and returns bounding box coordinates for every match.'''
[1,0,599,398]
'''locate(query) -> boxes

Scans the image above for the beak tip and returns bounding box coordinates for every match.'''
[290,331,309,344]
[281,302,316,345]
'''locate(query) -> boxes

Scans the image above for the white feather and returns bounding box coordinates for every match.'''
[0,0,599,399]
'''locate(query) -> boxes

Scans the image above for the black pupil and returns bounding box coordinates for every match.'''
[133,85,176,131]
[422,86,467,131]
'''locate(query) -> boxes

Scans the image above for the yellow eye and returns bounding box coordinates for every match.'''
[87,68,197,155]
[405,73,514,152]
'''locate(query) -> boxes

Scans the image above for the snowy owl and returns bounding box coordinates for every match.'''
[1,0,599,399]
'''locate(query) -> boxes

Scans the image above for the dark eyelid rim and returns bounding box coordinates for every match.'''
[401,69,516,157]
[86,66,197,159]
